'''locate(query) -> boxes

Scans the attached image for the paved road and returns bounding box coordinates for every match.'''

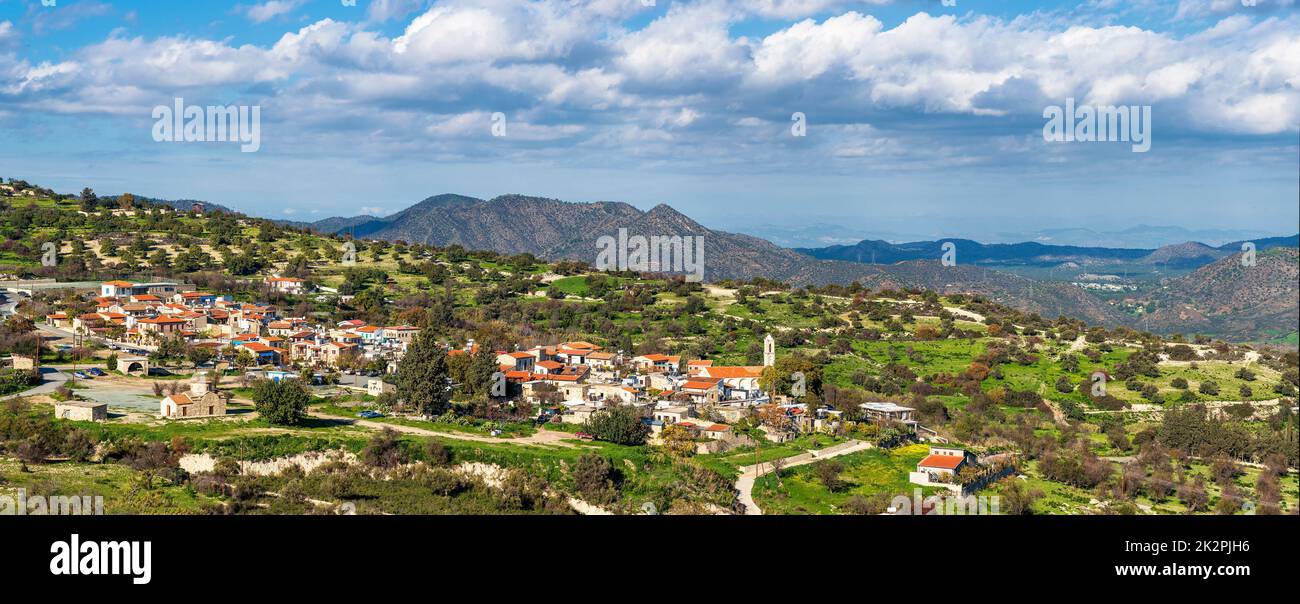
[1,367,70,401]
[34,322,157,353]
[734,439,872,516]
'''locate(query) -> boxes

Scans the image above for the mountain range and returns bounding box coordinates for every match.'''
[299,193,1299,341]
[795,235,1299,269]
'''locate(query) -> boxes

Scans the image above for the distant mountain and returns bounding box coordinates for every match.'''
[1136,242,1227,268]
[307,193,1300,337]
[1137,248,1300,340]
[797,235,1299,271]
[1014,224,1287,249]
[1218,234,1300,252]
[309,195,1131,325]
[796,238,1150,266]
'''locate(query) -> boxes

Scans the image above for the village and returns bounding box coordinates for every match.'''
[9,278,998,507]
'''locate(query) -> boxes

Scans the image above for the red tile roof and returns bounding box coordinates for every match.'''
[918,454,965,470]
[703,366,764,379]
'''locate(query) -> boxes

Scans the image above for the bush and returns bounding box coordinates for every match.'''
[571,454,618,505]
[842,493,889,515]
[582,405,649,445]
[1198,381,1219,396]
[421,468,466,497]
[814,460,845,492]
[251,378,310,426]
[362,428,408,469]
[423,439,451,466]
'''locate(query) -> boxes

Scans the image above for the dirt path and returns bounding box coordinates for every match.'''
[307,410,577,447]
[735,440,872,516]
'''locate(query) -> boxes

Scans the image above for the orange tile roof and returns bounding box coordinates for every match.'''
[918,454,965,470]
[639,354,680,363]
[561,341,601,350]
[703,366,764,379]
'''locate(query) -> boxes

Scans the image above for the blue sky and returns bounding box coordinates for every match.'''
[0,0,1297,246]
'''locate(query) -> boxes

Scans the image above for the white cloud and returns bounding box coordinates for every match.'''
[244,0,304,24]
[1,0,1297,171]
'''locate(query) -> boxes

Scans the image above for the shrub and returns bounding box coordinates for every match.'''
[362,428,408,469]
[583,405,649,445]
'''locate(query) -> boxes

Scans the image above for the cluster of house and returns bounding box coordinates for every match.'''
[50,282,934,452]
[488,334,908,451]
[45,279,417,371]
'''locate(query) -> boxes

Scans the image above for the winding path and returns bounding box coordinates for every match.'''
[734,439,873,515]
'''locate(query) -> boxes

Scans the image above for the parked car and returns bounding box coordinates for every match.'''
[72,371,89,379]
[356,410,385,419]
[87,367,106,376]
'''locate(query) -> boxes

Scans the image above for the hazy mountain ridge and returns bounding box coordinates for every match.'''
[796,236,1298,268]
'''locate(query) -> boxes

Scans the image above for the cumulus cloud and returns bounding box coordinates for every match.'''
[0,0,1296,171]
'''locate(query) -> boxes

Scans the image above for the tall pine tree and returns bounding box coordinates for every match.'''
[396,327,452,417]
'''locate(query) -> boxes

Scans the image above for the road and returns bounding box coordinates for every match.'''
[734,439,872,515]
[1,367,70,401]
[34,322,158,354]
